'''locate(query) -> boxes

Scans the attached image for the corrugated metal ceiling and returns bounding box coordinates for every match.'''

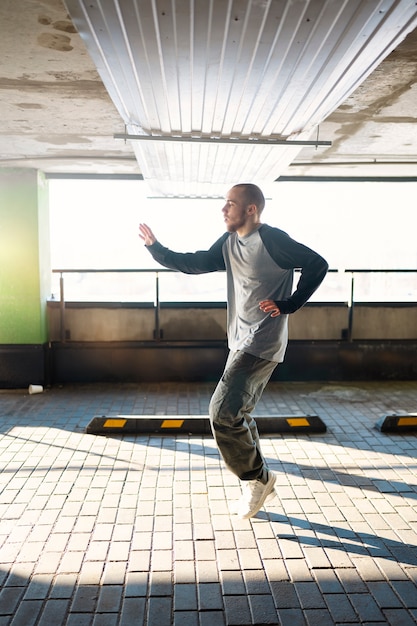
[65,0,417,196]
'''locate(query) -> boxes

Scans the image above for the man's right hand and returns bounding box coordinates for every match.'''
[259,299,281,317]
[139,223,157,246]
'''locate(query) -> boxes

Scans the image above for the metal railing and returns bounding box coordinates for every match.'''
[51,268,416,343]
[344,269,416,341]
[53,268,173,343]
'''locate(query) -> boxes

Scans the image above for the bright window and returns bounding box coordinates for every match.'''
[49,178,417,302]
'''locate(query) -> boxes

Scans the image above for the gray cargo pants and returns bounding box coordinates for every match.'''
[209,350,278,481]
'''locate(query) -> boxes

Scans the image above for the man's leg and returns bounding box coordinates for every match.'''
[209,350,277,481]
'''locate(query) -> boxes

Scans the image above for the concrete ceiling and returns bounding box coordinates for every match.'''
[1,0,417,185]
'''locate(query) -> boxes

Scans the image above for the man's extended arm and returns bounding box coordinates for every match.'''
[139,223,228,274]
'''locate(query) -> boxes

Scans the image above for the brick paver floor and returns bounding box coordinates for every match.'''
[0,380,416,625]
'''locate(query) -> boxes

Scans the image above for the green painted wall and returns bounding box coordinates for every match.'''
[0,169,51,344]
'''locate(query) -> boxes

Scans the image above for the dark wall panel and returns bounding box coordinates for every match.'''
[0,345,48,389]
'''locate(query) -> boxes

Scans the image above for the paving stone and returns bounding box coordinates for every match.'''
[383,608,417,626]
[58,551,84,574]
[219,570,244,598]
[96,584,123,613]
[302,546,331,569]
[223,595,251,625]
[174,540,194,561]
[128,550,151,572]
[238,547,263,570]
[37,599,70,626]
[3,565,34,588]
[119,597,146,626]
[248,593,279,624]
[147,596,172,626]
[124,571,148,597]
[295,581,327,609]
[174,583,198,611]
[214,531,236,550]
[323,547,354,569]
[278,540,305,559]
[277,607,307,626]
[50,573,78,599]
[22,574,51,600]
[348,591,385,621]
[304,607,335,626]
[313,569,343,594]
[406,568,417,583]
[174,560,196,584]
[375,557,414,581]
[336,567,369,593]
[391,580,417,607]
[150,570,172,597]
[257,538,282,560]
[172,611,199,626]
[262,557,290,584]
[285,558,314,582]
[151,549,173,572]
[350,556,387,581]
[199,610,226,626]
[101,561,126,586]
[196,560,220,583]
[216,549,240,571]
[367,580,404,609]
[70,585,100,612]
[269,580,300,609]
[78,562,104,586]
[0,587,25,615]
[9,599,43,626]
[243,569,270,595]
[197,582,224,610]
[324,593,358,622]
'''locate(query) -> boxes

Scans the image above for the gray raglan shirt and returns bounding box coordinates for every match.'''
[224,226,293,361]
[145,224,328,363]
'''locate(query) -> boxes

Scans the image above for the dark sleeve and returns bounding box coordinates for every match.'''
[261,226,329,314]
[145,233,228,274]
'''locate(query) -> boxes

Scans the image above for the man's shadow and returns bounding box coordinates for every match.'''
[260,511,417,567]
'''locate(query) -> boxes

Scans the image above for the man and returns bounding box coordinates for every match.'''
[139,183,328,518]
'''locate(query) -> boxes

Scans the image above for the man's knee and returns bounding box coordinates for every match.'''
[209,388,250,431]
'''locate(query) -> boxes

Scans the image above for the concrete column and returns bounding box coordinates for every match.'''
[0,168,50,386]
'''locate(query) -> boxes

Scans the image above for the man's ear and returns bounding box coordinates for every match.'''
[247,203,257,215]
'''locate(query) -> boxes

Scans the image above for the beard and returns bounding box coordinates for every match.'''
[225,214,246,232]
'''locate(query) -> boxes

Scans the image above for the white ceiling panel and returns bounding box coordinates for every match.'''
[64,0,417,196]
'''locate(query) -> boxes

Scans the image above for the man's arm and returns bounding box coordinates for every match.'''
[261,225,329,314]
[139,223,227,274]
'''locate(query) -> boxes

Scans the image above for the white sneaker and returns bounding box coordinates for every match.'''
[235,471,277,519]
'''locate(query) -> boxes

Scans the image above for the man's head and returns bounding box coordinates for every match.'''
[222,183,265,236]
[232,183,265,213]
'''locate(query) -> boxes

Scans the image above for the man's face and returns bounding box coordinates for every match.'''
[222,187,250,233]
